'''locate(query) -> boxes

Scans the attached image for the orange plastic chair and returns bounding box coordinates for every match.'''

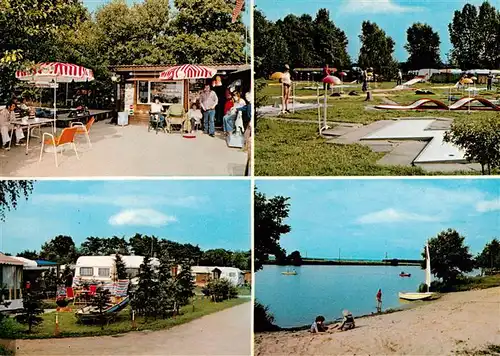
[71,116,95,148]
[39,127,79,167]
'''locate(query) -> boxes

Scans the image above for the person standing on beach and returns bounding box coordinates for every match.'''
[281,64,292,114]
[376,289,382,312]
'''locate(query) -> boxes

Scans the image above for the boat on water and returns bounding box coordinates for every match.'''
[281,269,297,275]
[75,296,130,323]
[399,272,411,277]
[399,243,435,301]
[398,292,433,300]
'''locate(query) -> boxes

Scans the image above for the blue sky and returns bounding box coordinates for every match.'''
[83,0,250,25]
[256,0,497,62]
[1,180,250,255]
[256,179,500,260]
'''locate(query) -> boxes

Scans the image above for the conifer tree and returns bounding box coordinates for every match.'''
[131,254,158,320]
[156,250,175,318]
[15,289,44,333]
[114,254,128,280]
[173,259,194,314]
[92,287,111,330]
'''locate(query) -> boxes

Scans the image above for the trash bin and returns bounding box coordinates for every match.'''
[117,112,128,126]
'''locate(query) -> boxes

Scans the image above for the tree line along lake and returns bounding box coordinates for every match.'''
[255,264,425,328]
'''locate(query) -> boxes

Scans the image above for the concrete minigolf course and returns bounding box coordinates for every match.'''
[375,97,500,111]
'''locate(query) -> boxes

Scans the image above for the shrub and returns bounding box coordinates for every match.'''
[254,301,280,332]
[201,279,238,302]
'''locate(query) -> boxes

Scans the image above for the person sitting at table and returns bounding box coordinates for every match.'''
[19,97,35,119]
[223,91,246,136]
[150,97,166,127]
[188,103,203,132]
[0,100,25,150]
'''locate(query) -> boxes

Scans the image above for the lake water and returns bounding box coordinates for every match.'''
[255,264,425,328]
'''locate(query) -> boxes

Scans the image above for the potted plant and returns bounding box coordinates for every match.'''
[56,296,69,308]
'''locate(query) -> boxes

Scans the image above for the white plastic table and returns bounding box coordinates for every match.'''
[9,117,56,155]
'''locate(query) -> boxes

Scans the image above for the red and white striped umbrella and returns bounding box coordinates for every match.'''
[15,62,94,83]
[232,0,245,23]
[159,64,217,80]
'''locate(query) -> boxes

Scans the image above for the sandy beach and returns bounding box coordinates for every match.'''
[255,287,500,356]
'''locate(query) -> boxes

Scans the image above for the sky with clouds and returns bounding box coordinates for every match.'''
[256,0,495,61]
[256,179,499,260]
[1,180,250,255]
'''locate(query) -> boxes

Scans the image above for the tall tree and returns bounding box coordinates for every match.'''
[358,21,397,79]
[448,3,482,69]
[16,250,39,260]
[0,0,88,99]
[129,234,159,256]
[39,235,78,265]
[254,9,289,78]
[312,9,350,69]
[254,188,291,271]
[173,259,194,314]
[277,14,316,69]
[477,1,500,68]
[426,229,474,285]
[114,254,128,280]
[0,180,34,221]
[156,249,175,318]
[405,23,441,69]
[476,238,500,272]
[130,254,158,320]
[172,0,245,63]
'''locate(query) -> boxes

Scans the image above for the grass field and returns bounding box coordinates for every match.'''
[256,80,499,176]
[0,297,246,340]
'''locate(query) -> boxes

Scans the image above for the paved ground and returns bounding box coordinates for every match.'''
[0,121,247,177]
[14,302,251,356]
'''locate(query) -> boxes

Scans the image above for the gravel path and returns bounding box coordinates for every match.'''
[16,302,251,356]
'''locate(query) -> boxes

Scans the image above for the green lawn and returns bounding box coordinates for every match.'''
[1,297,246,340]
[256,80,499,176]
[255,120,478,176]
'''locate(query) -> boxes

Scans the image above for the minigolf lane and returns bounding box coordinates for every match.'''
[15,302,251,356]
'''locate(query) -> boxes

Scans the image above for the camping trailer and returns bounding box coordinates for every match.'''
[191,266,244,287]
[73,255,159,286]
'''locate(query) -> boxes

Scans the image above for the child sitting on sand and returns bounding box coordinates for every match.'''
[339,310,355,331]
[310,315,327,333]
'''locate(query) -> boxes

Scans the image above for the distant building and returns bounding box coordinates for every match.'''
[0,253,24,312]
[73,255,160,286]
[191,266,244,287]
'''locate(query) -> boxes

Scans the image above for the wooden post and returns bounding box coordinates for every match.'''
[131,309,137,329]
[54,312,60,337]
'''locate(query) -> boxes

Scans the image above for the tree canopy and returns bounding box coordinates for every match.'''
[0,180,34,222]
[476,238,500,271]
[0,0,247,101]
[405,23,441,70]
[444,116,500,175]
[449,1,500,69]
[254,188,291,271]
[254,8,350,77]
[425,229,474,284]
[358,21,397,79]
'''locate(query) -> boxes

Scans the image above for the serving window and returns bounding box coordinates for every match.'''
[149,81,183,104]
